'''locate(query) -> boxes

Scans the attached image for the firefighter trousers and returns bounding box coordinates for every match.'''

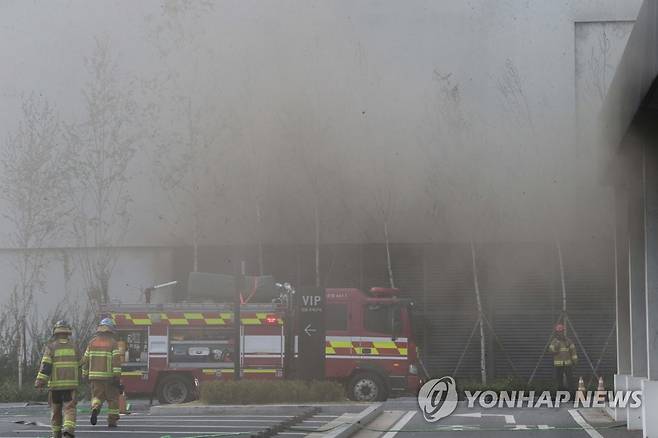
[49,389,76,437]
[90,381,120,426]
[554,365,574,392]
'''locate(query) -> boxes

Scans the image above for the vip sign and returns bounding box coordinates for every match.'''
[296,287,326,380]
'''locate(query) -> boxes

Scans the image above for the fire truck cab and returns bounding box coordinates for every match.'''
[324,287,420,401]
[101,284,420,404]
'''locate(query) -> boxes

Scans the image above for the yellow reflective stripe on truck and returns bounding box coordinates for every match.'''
[325,338,408,357]
[111,312,280,326]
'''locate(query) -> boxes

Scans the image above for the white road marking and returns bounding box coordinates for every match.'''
[86,418,292,423]
[501,414,515,424]
[428,425,561,431]
[381,410,417,438]
[434,425,480,431]
[453,412,516,424]
[16,430,260,435]
[121,414,297,418]
[70,424,263,429]
[568,409,604,438]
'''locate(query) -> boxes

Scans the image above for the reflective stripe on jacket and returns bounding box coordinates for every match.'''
[549,337,578,366]
[36,338,80,390]
[82,333,122,380]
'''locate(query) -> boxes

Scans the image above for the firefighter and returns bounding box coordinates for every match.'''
[34,320,80,438]
[549,323,578,391]
[81,318,122,428]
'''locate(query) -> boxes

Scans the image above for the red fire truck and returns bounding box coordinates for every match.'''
[101,282,421,404]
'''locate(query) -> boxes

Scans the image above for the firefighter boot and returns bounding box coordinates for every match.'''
[90,407,99,426]
[63,432,75,438]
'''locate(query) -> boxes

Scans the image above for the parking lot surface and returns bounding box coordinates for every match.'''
[0,401,366,438]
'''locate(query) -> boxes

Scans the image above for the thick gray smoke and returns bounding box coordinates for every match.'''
[0,0,619,249]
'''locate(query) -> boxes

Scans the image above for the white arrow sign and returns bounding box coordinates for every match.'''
[304,324,317,336]
[453,413,516,424]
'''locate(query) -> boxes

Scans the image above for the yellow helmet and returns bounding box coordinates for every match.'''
[52,320,72,335]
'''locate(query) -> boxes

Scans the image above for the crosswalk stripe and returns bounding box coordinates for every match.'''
[16,431,259,435]
[45,424,267,429]
[132,415,297,419]
[381,410,417,438]
[86,418,291,423]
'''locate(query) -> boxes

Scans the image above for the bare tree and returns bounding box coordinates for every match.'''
[586,26,613,103]
[421,71,470,234]
[0,94,72,389]
[154,97,226,272]
[241,98,268,277]
[27,293,96,369]
[496,59,535,135]
[277,104,335,288]
[358,108,399,289]
[145,0,215,58]
[369,153,399,289]
[67,37,138,306]
[146,1,230,274]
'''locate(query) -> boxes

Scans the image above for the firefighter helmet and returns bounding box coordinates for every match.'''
[97,317,116,333]
[52,320,72,335]
[554,323,565,333]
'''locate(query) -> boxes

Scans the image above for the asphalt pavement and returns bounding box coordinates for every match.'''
[355,398,641,438]
[0,400,362,438]
[0,398,643,438]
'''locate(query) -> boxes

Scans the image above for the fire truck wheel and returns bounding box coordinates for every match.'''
[348,372,387,402]
[157,374,193,404]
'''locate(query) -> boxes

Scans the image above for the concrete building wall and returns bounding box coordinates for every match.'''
[598,1,658,434]
[602,0,658,148]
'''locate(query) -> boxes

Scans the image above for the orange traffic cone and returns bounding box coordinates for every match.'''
[119,393,130,414]
[577,376,586,396]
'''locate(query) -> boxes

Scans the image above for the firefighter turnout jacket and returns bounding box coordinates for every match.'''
[35,338,80,390]
[81,333,122,380]
[549,336,578,366]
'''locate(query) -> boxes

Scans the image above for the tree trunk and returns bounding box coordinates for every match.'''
[22,321,27,383]
[101,274,110,304]
[556,240,567,314]
[17,320,23,390]
[471,241,486,385]
[256,201,264,276]
[193,215,199,273]
[314,203,320,288]
[384,220,395,289]
[556,240,567,335]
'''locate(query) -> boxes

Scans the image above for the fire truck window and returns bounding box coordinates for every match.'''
[116,330,148,364]
[364,305,401,335]
[326,304,348,331]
